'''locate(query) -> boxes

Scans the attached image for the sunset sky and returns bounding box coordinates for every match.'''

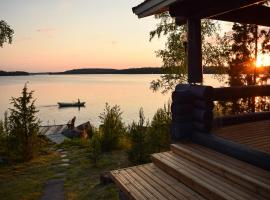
[0,0,165,72]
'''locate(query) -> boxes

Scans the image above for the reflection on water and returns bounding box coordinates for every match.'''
[0,74,225,126]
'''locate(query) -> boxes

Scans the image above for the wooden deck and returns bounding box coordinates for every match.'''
[111,143,270,200]
[214,120,270,154]
[40,125,68,144]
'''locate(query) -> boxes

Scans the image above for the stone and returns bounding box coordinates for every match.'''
[61,159,69,163]
[100,171,113,185]
[40,179,65,200]
[60,163,70,167]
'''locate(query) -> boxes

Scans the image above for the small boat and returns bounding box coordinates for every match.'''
[58,102,86,107]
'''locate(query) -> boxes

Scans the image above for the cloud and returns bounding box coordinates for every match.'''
[36,28,56,38]
[36,28,56,33]
[110,41,118,45]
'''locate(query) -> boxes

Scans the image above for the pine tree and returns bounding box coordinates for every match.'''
[148,104,171,154]
[127,108,150,165]
[89,129,102,166]
[99,103,125,152]
[8,84,40,161]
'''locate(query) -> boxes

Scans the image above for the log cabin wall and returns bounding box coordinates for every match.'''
[172,84,270,140]
[171,84,270,170]
[171,84,214,141]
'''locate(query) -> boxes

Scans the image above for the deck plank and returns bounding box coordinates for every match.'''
[171,143,270,198]
[111,164,206,200]
[214,120,270,154]
[152,152,267,200]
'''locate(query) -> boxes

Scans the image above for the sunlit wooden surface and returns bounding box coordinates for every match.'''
[111,143,270,200]
[214,120,270,154]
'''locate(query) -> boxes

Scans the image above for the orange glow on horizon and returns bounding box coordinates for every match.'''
[256,54,270,68]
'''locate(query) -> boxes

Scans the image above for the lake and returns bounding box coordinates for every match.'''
[0,74,226,126]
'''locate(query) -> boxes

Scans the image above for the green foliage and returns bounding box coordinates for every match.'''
[89,129,102,166]
[127,108,150,165]
[0,120,3,136]
[148,103,171,154]
[99,103,125,152]
[0,120,5,156]
[0,112,10,158]
[8,84,41,161]
[149,13,227,93]
[3,111,9,136]
[0,20,14,47]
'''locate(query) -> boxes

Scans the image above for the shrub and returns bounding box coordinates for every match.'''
[0,120,3,136]
[0,112,10,158]
[99,103,125,152]
[89,129,102,166]
[148,103,171,154]
[0,120,4,155]
[127,108,150,165]
[8,84,41,161]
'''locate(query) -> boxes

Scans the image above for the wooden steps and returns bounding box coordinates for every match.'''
[111,163,206,200]
[111,143,270,200]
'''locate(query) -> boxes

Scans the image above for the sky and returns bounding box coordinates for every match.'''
[0,0,165,72]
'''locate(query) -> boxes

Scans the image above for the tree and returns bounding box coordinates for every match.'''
[89,129,102,166]
[0,112,9,157]
[8,84,40,161]
[0,20,14,47]
[99,103,125,152]
[149,13,228,93]
[228,22,270,86]
[216,19,270,115]
[148,103,171,154]
[127,108,150,165]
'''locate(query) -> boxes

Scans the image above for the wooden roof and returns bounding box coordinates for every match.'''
[133,0,270,26]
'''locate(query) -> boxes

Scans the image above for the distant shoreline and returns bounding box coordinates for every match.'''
[0,70,30,76]
[1,66,269,76]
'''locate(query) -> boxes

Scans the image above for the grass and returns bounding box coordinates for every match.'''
[58,139,129,200]
[0,139,130,200]
[0,149,59,200]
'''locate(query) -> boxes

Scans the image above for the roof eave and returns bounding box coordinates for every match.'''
[132,0,179,18]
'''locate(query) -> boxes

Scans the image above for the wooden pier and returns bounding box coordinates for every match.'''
[40,125,68,144]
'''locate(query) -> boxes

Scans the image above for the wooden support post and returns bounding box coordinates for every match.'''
[187,18,202,84]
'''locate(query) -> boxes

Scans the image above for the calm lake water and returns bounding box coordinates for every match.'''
[0,74,226,126]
